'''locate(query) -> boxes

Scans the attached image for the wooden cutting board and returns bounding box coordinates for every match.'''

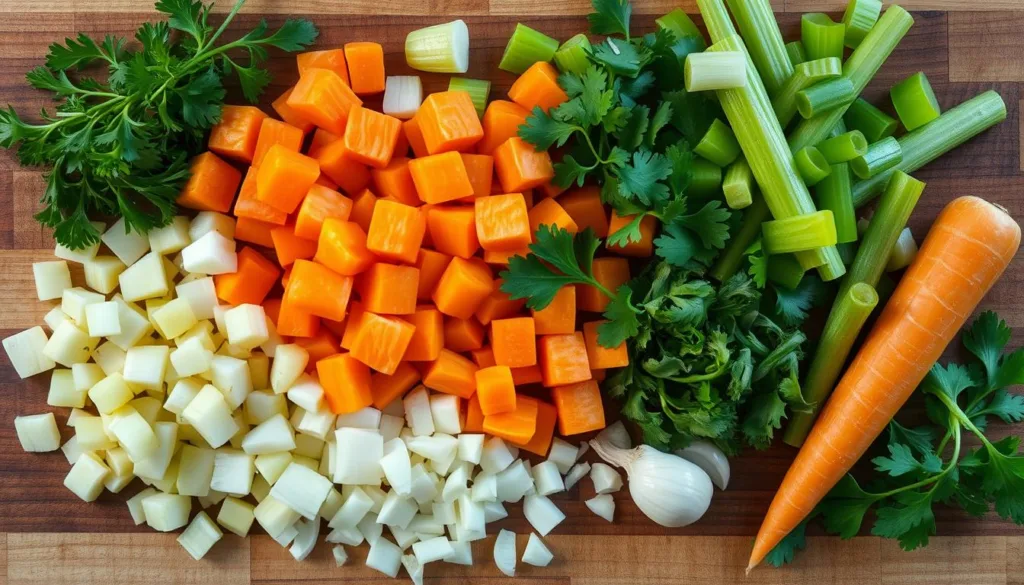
[1,1,1022,583]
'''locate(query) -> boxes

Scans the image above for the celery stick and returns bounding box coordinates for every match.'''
[448,78,491,117]
[837,241,857,266]
[553,34,591,75]
[844,98,898,142]
[656,9,706,48]
[794,146,831,186]
[710,194,768,282]
[782,282,879,447]
[685,52,747,92]
[498,24,559,74]
[785,41,807,67]
[697,0,738,43]
[788,6,915,153]
[762,210,837,254]
[816,130,868,163]
[405,20,470,74]
[852,90,1006,207]
[694,119,742,167]
[802,13,846,61]
[843,0,882,49]
[851,136,902,179]
[772,57,843,129]
[885,227,918,271]
[797,77,856,119]
[690,158,724,198]
[767,254,806,290]
[890,71,941,131]
[725,0,794,97]
[723,157,754,209]
[816,162,857,243]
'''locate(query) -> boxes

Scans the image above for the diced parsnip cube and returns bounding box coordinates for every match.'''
[251,474,271,502]
[241,414,296,455]
[289,517,320,561]
[119,251,170,302]
[84,256,126,295]
[149,216,191,255]
[295,406,336,440]
[67,408,89,427]
[248,352,269,390]
[174,278,218,321]
[334,406,382,430]
[88,373,134,414]
[546,438,579,474]
[532,461,565,496]
[471,471,497,503]
[358,509,384,544]
[132,421,178,480]
[144,297,172,339]
[378,413,404,443]
[178,511,223,560]
[106,296,153,350]
[189,211,236,241]
[43,321,96,367]
[429,394,461,435]
[224,304,268,349]
[142,493,192,531]
[102,217,150,266]
[43,306,73,332]
[62,287,105,327]
[522,532,554,566]
[255,451,293,485]
[91,343,125,376]
[413,536,454,565]
[432,500,456,525]
[15,413,61,452]
[71,363,103,392]
[332,545,348,566]
[390,525,417,550]
[286,374,323,412]
[128,396,163,423]
[456,434,484,465]
[64,451,110,502]
[442,464,470,503]
[244,390,288,425]
[216,341,251,360]
[75,416,116,451]
[456,494,486,541]
[3,326,56,378]
[61,436,87,465]
[293,433,323,460]
[254,494,301,538]
[403,385,434,437]
[270,462,333,520]
[328,486,374,529]
[523,494,565,536]
[402,554,424,585]
[165,378,202,414]
[198,489,227,509]
[176,321,216,351]
[444,539,473,565]
[54,227,101,264]
[125,486,159,525]
[480,437,515,474]
[122,345,169,390]
[405,434,458,464]
[229,411,248,449]
[212,305,229,333]
[170,337,214,378]
[104,447,134,478]
[217,496,256,537]
[496,460,534,503]
[151,298,197,339]
[211,449,254,496]
[109,407,158,461]
[259,317,283,358]
[85,301,121,338]
[177,444,215,497]
[319,487,345,521]
[334,428,384,485]
[33,260,71,300]
[366,535,403,578]
[380,438,412,496]
[590,462,623,494]
[210,355,252,410]
[182,230,237,275]
[48,368,86,408]
[483,500,508,524]
[407,464,439,505]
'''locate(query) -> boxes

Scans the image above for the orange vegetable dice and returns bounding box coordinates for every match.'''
[349,188,379,232]
[444,318,485,352]
[414,249,452,300]
[307,128,341,159]
[358,263,419,315]
[350,311,416,374]
[558,186,609,237]
[215,247,281,306]
[606,211,656,257]
[591,368,607,382]
[432,257,495,320]
[253,118,305,168]
[343,106,402,169]
[464,394,485,432]
[515,399,557,456]
[427,206,479,259]
[529,198,578,234]
[277,296,320,338]
[316,139,372,196]
[417,91,484,154]
[577,257,630,312]
[551,379,605,435]
[393,127,410,158]
[538,332,591,387]
[583,320,629,369]
[403,306,444,362]
[483,394,539,444]
[490,317,537,368]
[511,365,543,385]
[461,154,494,199]
[474,365,516,416]
[483,247,530,266]
[285,259,354,322]
[422,349,478,398]
[479,100,530,155]
[297,49,350,85]
[494,137,555,193]
[474,280,526,325]
[366,200,426,264]
[317,353,373,414]
[287,68,362,134]
[234,167,288,225]
[409,152,475,204]
[344,42,385,94]
[256,145,320,214]
[475,193,531,251]
[403,116,429,158]
[295,329,341,365]
[295,184,353,241]
[272,88,315,134]
[538,179,568,199]
[370,362,421,409]
[371,157,420,206]
[470,347,496,368]
[315,219,377,276]
[508,61,568,113]
[208,105,267,164]
[339,302,365,350]
[234,216,277,248]
[177,152,241,213]
[271,226,318,267]
[532,286,575,335]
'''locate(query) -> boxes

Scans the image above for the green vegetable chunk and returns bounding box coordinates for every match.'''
[843,98,899,142]
[499,23,559,74]
[816,130,869,163]
[851,136,903,179]
[797,77,857,119]
[724,0,794,97]
[794,146,832,187]
[762,210,838,254]
[890,71,941,131]
[801,13,846,61]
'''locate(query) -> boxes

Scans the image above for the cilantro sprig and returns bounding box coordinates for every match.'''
[0,0,318,248]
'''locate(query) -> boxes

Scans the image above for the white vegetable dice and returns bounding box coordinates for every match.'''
[189,212,235,241]
[63,451,110,502]
[15,413,61,452]
[85,301,121,337]
[382,76,423,119]
[177,511,223,560]
[182,230,237,275]
[142,493,192,531]
[224,304,269,349]
[174,277,218,320]
[522,532,554,566]
[122,345,169,390]
[118,251,169,302]
[182,384,240,448]
[102,217,150,266]
[84,256,126,295]
[334,427,384,485]
[3,327,55,378]
[43,321,96,366]
[32,260,71,300]
[148,216,191,255]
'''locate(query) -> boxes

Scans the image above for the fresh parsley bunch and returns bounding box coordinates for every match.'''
[0,0,317,249]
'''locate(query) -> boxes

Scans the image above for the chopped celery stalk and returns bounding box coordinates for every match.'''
[852,91,1006,207]
[553,34,592,75]
[448,78,491,117]
[797,77,856,119]
[498,24,558,74]
[788,6,915,153]
[697,0,738,43]
[723,157,755,209]
[706,34,845,279]
[815,162,857,243]
[843,98,898,142]
[857,216,871,236]
[724,0,793,97]
[685,52,747,92]
[816,130,868,163]
[801,13,846,61]
[767,254,806,290]
[794,146,831,186]
[842,0,882,49]
[405,20,470,74]
[837,241,858,266]
[771,57,843,128]
[710,194,767,282]
[890,72,941,131]
[656,9,706,47]
[885,227,918,271]
[690,158,724,198]
[851,136,902,179]
[782,282,879,447]
[785,41,807,67]
[762,210,838,255]
[382,76,423,120]
[694,119,741,167]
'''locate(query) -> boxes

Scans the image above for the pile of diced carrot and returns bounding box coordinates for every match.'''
[177,43,642,456]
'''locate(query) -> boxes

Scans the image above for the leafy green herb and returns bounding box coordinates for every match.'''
[0,0,317,248]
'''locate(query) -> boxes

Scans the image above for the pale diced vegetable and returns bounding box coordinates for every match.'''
[71,363,103,392]
[88,373,134,414]
[429,393,461,435]
[289,517,319,560]
[334,427,384,485]
[118,251,169,302]
[174,277,218,321]
[224,304,269,349]
[270,344,309,393]
[285,374,323,413]
[270,462,333,520]
[564,461,591,490]
[151,297,198,339]
[522,532,554,566]
[295,406,336,440]
[403,385,434,436]
[164,378,201,414]
[217,496,257,537]
[532,460,565,496]
[402,554,424,585]
[198,490,227,510]
[102,217,150,266]
[178,511,223,560]
[244,391,288,426]
[84,256,127,295]
[586,493,616,522]
[107,296,153,350]
[43,306,73,332]
[122,345,169,390]
[64,287,106,325]
[413,535,453,564]
[441,463,470,502]
[496,460,534,503]
[3,326,55,378]
[247,352,270,390]
[366,535,402,578]
[177,444,216,497]
[127,487,158,525]
[64,452,111,502]
[181,230,237,275]
[546,437,580,474]
[377,490,418,529]
[271,523,299,547]
[358,511,384,544]
[74,416,116,451]
[326,525,364,546]
[380,438,413,496]
[254,451,293,485]
[332,545,348,566]
[456,494,486,541]
[241,414,296,455]
[183,385,239,448]
[382,75,423,119]
[254,494,301,538]
[108,407,158,461]
[329,486,374,529]
[143,493,192,532]
[494,529,517,577]
[480,437,515,474]
[132,422,178,481]
[444,539,473,565]
[408,464,439,505]
[211,449,254,496]
[60,436,86,464]
[170,336,214,377]
[55,234,100,264]
[189,212,236,241]
[406,434,458,464]
[148,216,191,255]
[292,432,323,459]
[319,487,344,521]
[455,433,484,465]
[15,413,61,452]
[210,355,252,410]
[523,494,565,536]
[44,321,95,366]
[48,369,87,408]
[335,406,382,429]
[85,301,121,337]
[591,462,624,494]
[32,260,71,300]
[470,471,497,503]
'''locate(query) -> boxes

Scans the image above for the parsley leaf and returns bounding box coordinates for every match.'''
[598,285,640,347]
[519,107,577,151]
[772,274,828,327]
[653,221,701,267]
[764,516,810,567]
[587,0,631,38]
[872,443,943,477]
[615,149,671,206]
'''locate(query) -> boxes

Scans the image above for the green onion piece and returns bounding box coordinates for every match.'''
[788,6,915,153]
[815,162,857,243]
[801,13,846,61]
[842,0,882,49]
[782,282,879,447]
[554,34,592,75]
[785,41,807,67]
[851,136,902,179]
[710,194,768,282]
[697,0,738,43]
[797,77,856,119]
[767,254,806,290]
[885,227,918,271]
[685,51,747,92]
[723,157,755,209]
[706,34,845,279]
[772,57,843,129]
[498,24,559,74]
[656,9,706,47]
[694,118,742,167]
[762,210,838,254]
[852,90,1006,207]
[448,78,491,117]
[794,146,832,186]
[816,130,868,163]
[724,0,794,97]
[405,20,470,73]
[890,71,941,131]
[843,98,899,142]
[690,157,724,198]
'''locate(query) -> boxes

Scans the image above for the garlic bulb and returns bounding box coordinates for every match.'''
[676,440,731,490]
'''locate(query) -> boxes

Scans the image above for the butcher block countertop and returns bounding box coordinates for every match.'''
[1,0,1024,583]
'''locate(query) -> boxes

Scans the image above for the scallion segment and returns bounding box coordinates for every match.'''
[656,8,706,47]
[842,0,883,49]
[815,162,857,243]
[890,71,941,131]
[694,118,742,167]
[723,157,755,209]
[843,98,898,142]
[767,254,806,290]
[817,130,868,163]
[405,20,471,73]
[797,77,856,119]
[498,23,559,74]
[785,41,807,67]
[772,57,843,128]
[762,210,838,255]
[553,33,592,75]
[725,0,794,97]
[794,146,832,186]
[685,52,747,92]
[851,136,902,179]
[801,13,846,61]
[448,77,491,117]
[690,158,724,198]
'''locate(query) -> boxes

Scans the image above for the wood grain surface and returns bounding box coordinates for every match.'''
[0,1,1022,584]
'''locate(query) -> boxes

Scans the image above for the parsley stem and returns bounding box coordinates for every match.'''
[870,418,961,500]
[205,0,246,50]
[667,368,730,384]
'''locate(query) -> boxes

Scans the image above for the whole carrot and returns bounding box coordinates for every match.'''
[748,195,1021,571]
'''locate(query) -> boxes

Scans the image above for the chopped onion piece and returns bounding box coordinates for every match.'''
[585,494,616,522]
[406,434,458,464]
[381,438,413,496]
[382,76,423,119]
[289,517,319,561]
[482,500,508,523]
[480,437,515,474]
[471,471,497,502]
[546,438,579,474]
[456,433,484,464]
[444,539,473,565]
[493,529,517,577]
[523,494,565,536]
[405,20,470,73]
[366,536,402,578]
[402,554,424,585]
[403,386,434,436]
[429,393,462,435]
[332,545,348,566]
[522,532,554,567]
[531,460,565,496]
[377,490,418,530]
[177,511,222,560]
[326,525,364,546]
[590,462,624,494]
[442,463,470,502]
[496,460,534,503]
[412,535,454,564]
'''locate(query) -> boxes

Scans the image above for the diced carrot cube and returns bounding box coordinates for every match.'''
[264,298,283,326]
[403,116,429,158]
[532,286,576,335]
[409,152,475,204]
[551,379,605,435]
[358,263,419,315]
[470,347,496,368]
[606,211,656,257]
[475,193,531,251]
[403,306,444,362]
[558,186,609,237]
[295,329,341,365]
[393,126,410,159]
[515,399,557,456]
[296,49,350,85]
[433,257,495,320]
[464,394,485,432]
[234,167,288,225]
[350,311,416,375]
[315,175,340,190]
[234,216,277,248]
[344,42,386,95]
[271,226,318,267]
[285,259,353,322]
[444,317,485,352]
[277,296,320,338]
[371,361,421,409]
[427,206,479,259]
[479,100,530,156]
[460,153,494,199]
[511,365,543,385]
[417,91,484,155]
[177,152,241,213]
[583,320,629,369]
[215,247,281,306]
[340,302,365,350]
[315,219,377,276]
[538,332,591,387]
[474,365,516,416]
[208,105,267,164]
[508,61,569,113]
[349,188,379,232]
[490,317,537,368]
[577,257,630,312]
[482,247,531,266]
[483,394,538,444]
[366,200,426,264]
[494,137,554,193]
[529,198,578,234]
[281,265,293,289]
[294,184,353,241]
[272,88,315,134]
[414,249,452,301]
[256,145,320,214]
[371,157,420,206]
[538,179,568,199]
[422,349,478,398]
[253,118,305,168]
[474,280,526,325]
[316,139,372,196]
[317,353,372,414]
[343,106,402,169]
[307,128,340,159]
[287,68,363,134]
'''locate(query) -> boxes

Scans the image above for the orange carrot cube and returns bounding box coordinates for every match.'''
[515,399,557,456]
[464,394,485,432]
[357,263,419,315]
[551,379,605,435]
[208,105,267,164]
[577,257,631,312]
[285,259,353,322]
[474,280,526,325]
[461,154,494,199]
[606,211,656,257]
[409,152,475,204]
[403,306,444,362]
[371,157,420,206]
[444,317,485,352]
[508,61,569,113]
[317,353,372,414]
[307,128,341,159]
[256,145,320,214]
[295,329,341,366]
[343,106,402,169]
[479,100,530,156]
[483,394,539,444]
[493,137,555,193]
[294,184,353,241]
[366,200,426,264]
[474,365,516,416]
[529,197,578,234]
[177,152,241,213]
[350,311,416,375]
[349,188,379,232]
[270,226,318,267]
[214,247,281,306]
[315,219,377,276]
[277,296,320,338]
[417,91,484,154]
[422,349,478,399]
[403,116,429,158]
[339,302,365,350]
[272,88,315,134]
[286,68,362,134]
[433,257,495,320]
[427,206,479,259]
[297,49,350,85]
[538,332,591,387]
[470,347,496,368]
[475,193,531,251]
[532,286,575,335]
[491,317,537,368]
[583,320,629,369]
[316,139,372,196]
[511,365,543,385]
[253,118,305,167]
[370,361,421,409]
[344,42,385,95]
[558,186,609,237]
[414,249,452,301]
[234,216,277,248]
[234,167,288,225]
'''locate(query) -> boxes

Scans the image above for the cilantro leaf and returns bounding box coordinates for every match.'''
[872,443,943,477]
[887,419,936,456]
[664,142,693,198]
[591,38,643,77]
[615,149,671,207]
[764,516,809,567]
[156,0,208,44]
[920,363,976,403]
[871,490,937,551]
[653,221,701,267]
[645,101,673,148]
[613,104,649,151]
[553,155,592,188]
[175,66,226,127]
[47,33,123,70]
[974,389,1024,424]
[587,0,631,37]
[519,107,578,151]
[821,475,875,539]
[607,213,645,248]
[500,227,604,311]
[598,285,640,347]
[962,310,1010,387]
[500,255,581,310]
[677,200,731,249]
[772,274,828,327]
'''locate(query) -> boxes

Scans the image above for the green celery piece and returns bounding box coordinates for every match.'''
[656,9,706,48]
[553,34,592,75]
[817,130,868,163]
[697,0,738,43]
[782,282,879,446]
[448,77,491,117]
[684,51,748,92]
[797,77,856,119]
[852,91,1006,207]
[785,41,807,67]
[709,194,767,282]
[767,254,806,290]
[694,118,742,167]
[690,157,724,198]
[762,210,838,254]
[844,98,899,142]
[794,146,832,186]
[890,71,941,131]
[498,23,558,74]
[851,136,902,179]
[723,157,755,209]
[801,13,846,61]
[725,0,793,97]
[772,57,843,129]
[842,0,883,49]
[815,162,857,243]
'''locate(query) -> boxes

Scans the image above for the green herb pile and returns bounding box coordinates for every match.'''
[0,0,317,249]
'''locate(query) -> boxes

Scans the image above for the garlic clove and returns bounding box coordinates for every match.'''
[676,440,731,490]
